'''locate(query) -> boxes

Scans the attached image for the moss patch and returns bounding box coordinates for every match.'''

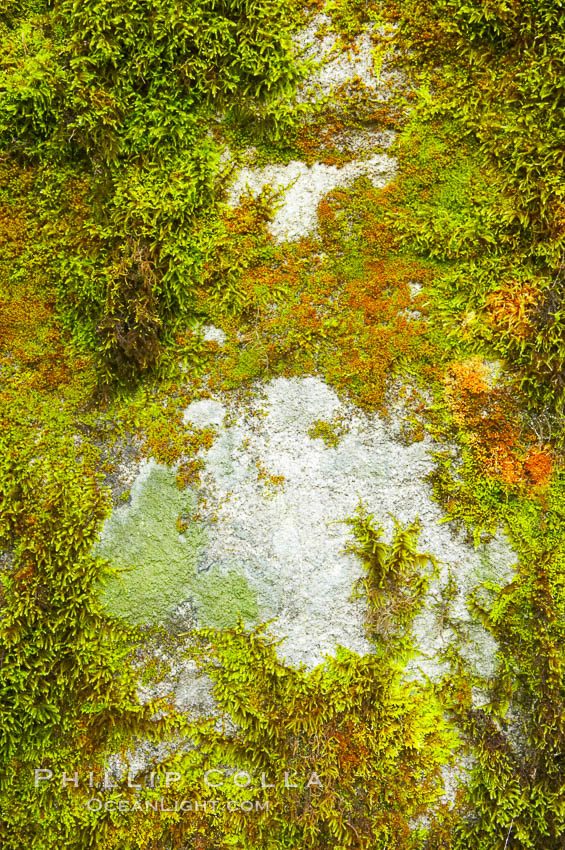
[308,415,349,447]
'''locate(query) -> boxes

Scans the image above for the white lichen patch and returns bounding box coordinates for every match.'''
[227,15,397,243]
[174,376,516,672]
[229,154,395,242]
[201,324,227,347]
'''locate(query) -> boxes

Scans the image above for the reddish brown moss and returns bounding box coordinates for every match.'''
[444,358,555,495]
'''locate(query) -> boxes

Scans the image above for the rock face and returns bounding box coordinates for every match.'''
[294,13,397,99]
[98,376,516,674]
[228,13,398,244]
[96,15,516,684]
[229,155,396,243]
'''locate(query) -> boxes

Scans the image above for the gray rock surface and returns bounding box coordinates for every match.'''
[169,376,514,673]
[228,14,397,243]
[229,155,396,243]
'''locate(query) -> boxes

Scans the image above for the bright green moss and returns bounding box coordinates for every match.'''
[307,416,349,448]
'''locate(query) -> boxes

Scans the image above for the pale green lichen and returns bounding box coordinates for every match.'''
[97,464,257,628]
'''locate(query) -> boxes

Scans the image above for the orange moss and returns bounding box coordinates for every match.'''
[444,358,554,494]
[137,415,215,470]
[523,447,553,488]
[444,359,490,426]
[205,178,438,411]
[0,161,95,399]
[486,281,539,340]
[176,458,205,490]
[326,258,431,408]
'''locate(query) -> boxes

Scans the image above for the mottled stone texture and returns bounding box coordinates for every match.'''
[97,377,515,676]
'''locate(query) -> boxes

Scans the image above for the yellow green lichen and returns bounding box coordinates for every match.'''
[97,465,257,629]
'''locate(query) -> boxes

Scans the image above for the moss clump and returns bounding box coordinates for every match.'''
[0,0,306,385]
[157,511,459,850]
[308,415,349,448]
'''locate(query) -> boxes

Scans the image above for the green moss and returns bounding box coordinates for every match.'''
[226,345,267,386]
[308,416,349,448]
[97,464,257,628]
[4,0,565,845]
[173,512,458,849]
